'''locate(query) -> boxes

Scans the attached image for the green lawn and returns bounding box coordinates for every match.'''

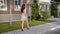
[0,20,53,33]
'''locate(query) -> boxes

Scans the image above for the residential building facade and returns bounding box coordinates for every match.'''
[38,0,51,17]
[0,0,28,22]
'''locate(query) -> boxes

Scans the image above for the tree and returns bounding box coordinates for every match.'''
[31,0,39,20]
[50,2,58,17]
[54,0,60,2]
[54,0,60,4]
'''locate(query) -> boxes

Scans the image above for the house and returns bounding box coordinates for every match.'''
[27,0,51,17]
[0,0,28,22]
[38,0,51,15]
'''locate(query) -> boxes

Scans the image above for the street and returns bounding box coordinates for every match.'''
[42,28,60,34]
[42,18,60,34]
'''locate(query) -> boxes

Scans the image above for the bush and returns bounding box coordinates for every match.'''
[31,0,39,20]
[42,10,51,20]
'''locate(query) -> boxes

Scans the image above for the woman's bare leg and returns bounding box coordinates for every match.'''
[26,20,29,29]
[22,21,24,31]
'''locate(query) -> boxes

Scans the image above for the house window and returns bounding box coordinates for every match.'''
[14,0,23,11]
[0,0,7,10]
[41,5,46,11]
[47,5,50,10]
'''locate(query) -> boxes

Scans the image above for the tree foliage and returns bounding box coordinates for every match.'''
[50,2,58,17]
[54,0,60,2]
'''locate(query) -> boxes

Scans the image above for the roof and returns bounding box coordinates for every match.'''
[38,0,51,3]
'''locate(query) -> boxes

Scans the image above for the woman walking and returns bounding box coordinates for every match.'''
[21,4,29,31]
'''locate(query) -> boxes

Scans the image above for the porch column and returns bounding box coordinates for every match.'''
[46,4,47,10]
[10,0,12,26]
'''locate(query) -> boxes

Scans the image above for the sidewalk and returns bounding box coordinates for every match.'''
[1,18,60,34]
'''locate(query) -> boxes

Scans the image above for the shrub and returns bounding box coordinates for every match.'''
[31,0,39,20]
[42,10,51,20]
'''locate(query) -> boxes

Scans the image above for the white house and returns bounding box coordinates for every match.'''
[38,0,51,11]
[26,0,51,17]
[37,0,51,17]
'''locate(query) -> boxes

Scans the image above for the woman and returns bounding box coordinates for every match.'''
[21,4,29,31]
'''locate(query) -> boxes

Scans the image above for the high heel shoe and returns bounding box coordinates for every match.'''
[27,28,29,30]
[21,29,24,31]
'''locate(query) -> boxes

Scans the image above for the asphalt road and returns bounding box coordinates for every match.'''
[42,28,60,34]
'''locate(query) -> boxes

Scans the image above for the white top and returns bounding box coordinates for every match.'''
[23,8,27,14]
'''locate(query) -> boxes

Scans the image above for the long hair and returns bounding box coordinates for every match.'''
[21,4,25,13]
